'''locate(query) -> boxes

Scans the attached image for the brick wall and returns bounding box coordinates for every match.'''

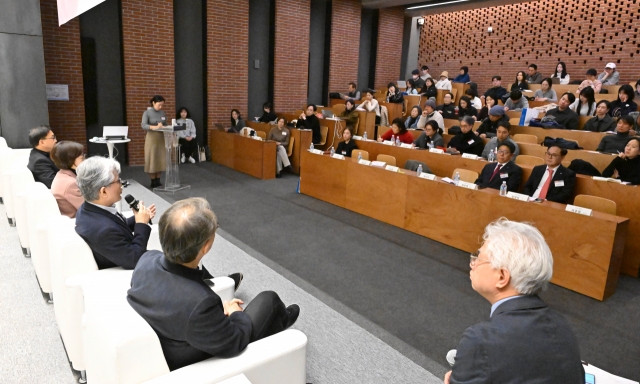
[418,0,640,94]
[328,0,361,94]
[121,0,175,166]
[40,0,86,145]
[375,6,405,90]
[273,0,310,113]
[206,0,249,125]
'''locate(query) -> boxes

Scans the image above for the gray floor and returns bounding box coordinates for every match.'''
[122,162,640,381]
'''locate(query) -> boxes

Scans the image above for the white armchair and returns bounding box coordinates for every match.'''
[11,167,35,256]
[0,136,7,148]
[1,148,31,225]
[0,147,11,203]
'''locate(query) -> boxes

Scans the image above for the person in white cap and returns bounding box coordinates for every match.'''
[598,63,620,85]
[435,71,452,91]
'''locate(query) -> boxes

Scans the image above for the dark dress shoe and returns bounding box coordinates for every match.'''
[228,272,243,291]
[284,304,300,329]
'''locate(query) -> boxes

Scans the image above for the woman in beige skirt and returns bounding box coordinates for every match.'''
[142,95,167,188]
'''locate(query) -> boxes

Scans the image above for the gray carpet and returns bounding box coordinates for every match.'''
[122,162,640,381]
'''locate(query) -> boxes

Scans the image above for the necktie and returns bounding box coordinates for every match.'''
[538,169,554,199]
[489,164,503,182]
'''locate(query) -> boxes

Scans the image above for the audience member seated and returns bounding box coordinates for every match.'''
[596,115,635,154]
[533,78,558,102]
[457,96,478,120]
[411,69,425,91]
[465,88,482,110]
[477,95,496,121]
[481,121,520,160]
[482,76,508,103]
[475,142,522,191]
[405,106,422,129]
[510,71,529,93]
[420,78,438,101]
[503,90,529,111]
[296,104,322,144]
[50,141,84,218]
[341,99,359,131]
[598,63,620,85]
[436,92,456,119]
[602,138,640,185]
[576,68,602,94]
[544,93,579,130]
[452,66,470,83]
[336,127,358,157]
[386,83,404,104]
[228,109,246,133]
[404,79,419,95]
[127,198,299,371]
[447,116,485,156]
[257,102,277,123]
[413,121,444,149]
[476,105,509,138]
[635,79,640,99]
[378,118,414,145]
[609,84,638,117]
[358,90,380,125]
[420,65,431,81]
[526,63,543,84]
[268,117,291,178]
[569,87,596,117]
[330,82,360,101]
[435,71,452,91]
[444,219,584,384]
[550,61,570,85]
[27,125,59,189]
[523,145,576,204]
[176,107,198,164]
[583,100,617,132]
[75,157,156,270]
[417,100,444,131]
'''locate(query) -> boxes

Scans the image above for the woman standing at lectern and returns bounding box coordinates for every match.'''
[141,95,167,188]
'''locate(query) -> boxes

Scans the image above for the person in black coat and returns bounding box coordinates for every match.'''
[602,138,640,185]
[386,83,404,104]
[27,125,59,189]
[523,145,576,204]
[257,102,277,123]
[474,142,522,191]
[446,219,584,384]
[296,104,322,144]
[476,105,509,138]
[74,157,155,270]
[420,77,438,100]
[228,109,246,133]
[482,75,508,104]
[127,198,300,372]
[436,92,456,119]
[609,84,638,117]
[335,127,358,157]
[447,116,485,156]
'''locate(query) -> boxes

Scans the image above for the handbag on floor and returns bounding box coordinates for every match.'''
[200,146,207,162]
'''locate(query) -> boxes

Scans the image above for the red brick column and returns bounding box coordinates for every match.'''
[40,0,86,145]
[375,7,405,89]
[121,0,175,166]
[273,0,311,113]
[328,0,362,94]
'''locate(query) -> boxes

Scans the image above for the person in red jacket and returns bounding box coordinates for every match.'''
[377,118,414,144]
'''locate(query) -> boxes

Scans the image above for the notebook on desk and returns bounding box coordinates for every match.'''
[103,126,128,140]
[321,110,336,119]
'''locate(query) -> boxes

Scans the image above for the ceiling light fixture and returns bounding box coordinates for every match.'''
[407,0,470,10]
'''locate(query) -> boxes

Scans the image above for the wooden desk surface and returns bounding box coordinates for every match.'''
[209,129,277,180]
[510,125,606,151]
[300,151,628,300]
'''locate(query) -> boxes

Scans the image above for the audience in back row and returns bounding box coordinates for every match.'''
[359,90,381,125]
[576,68,602,94]
[258,102,278,123]
[551,61,570,85]
[341,99,359,131]
[386,83,404,104]
[457,96,478,120]
[436,92,456,119]
[526,64,543,84]
[504,90,529,111]
[509,71,529,96]
[598,62,620,85]
[417,100,444,131]
[436,72,452,91]
[421,78,438,101]
[420,66,431,81]
[465,87,482,110]
[228,109,246,133]
[609,84,637,117]
[452,66,470,83]
[636,80,640,99]
[533,78,558,102]
[477,95,496,121]
[544,92,579,130]
[50,141,85,218]
[411,69,426,91]
[482,76,508,104]
[475,141,522,192]
[297,104,322,144]
[596,115,636,154]
[583,100,618,132]
[27,125,59,189]
[569,87,596,117]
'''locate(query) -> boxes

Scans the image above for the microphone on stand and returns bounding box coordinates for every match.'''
[124,194,152,225]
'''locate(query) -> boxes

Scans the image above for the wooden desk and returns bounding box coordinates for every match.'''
[300,151,628,300]
[517,142,616,173]
[381,102,403,124]
[510,125,606,151]
[209,129,277,179]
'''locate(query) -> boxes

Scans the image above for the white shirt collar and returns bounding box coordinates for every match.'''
[490,295,522,317]
[87,201,119,216]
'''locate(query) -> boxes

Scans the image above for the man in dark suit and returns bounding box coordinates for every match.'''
[475,142,522,192]
[445,219,584,384]
[523,144,576,204]
[27,125,59,188]
[127,197,300,371]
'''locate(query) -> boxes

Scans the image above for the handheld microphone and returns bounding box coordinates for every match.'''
[446,349,457,367]
[125,194,152,224]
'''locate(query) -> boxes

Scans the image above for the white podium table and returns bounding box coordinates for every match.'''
[88,137,131,160]
[155,127,190,194]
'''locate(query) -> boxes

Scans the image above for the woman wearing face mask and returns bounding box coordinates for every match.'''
[142,95,167,188]
[378,118,415,144]
[413,121,444,149]
[569,87,596,116]
[405,106,422,129]
[228,109,246,133]
[551,61,570,85]
[609,85,638,117]
[533,78,558,102]
[602,138,640,185]
[335,127,358,157]
[583,100,617,132]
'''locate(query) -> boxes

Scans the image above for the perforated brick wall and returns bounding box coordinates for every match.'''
[40,0,87,145]
[273,0,311,113]
[121,0,175,166]
[418,0,640,93]
[328,0,362,94]
[375,6,406,89]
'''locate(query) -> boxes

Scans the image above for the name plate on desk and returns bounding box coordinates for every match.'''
[400,143,413,149]
[383,140,394,146]
[461,153,479,160]
[506,191,530,201]
[592,176,623,184]
[358,159,372,166]
[419,173,437,181]
[429,148,444,154]
[385,165,400,172]
[353,135,363,140]
[310,149,324,155]
[330,154,345,160]
[458,181,478,190]
[566,204,593,216]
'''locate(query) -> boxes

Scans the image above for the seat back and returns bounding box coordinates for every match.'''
[404,160,432,173]
[452,168,479,183]
[11,167,35,247]
[574,194,617,215]
[287,137,295,157]
[318,126,329,146]
[512,134,538,144]
[508,118,521,126]
[1,149,31,220]
[256,131,266,139]
[352,150,368,160]
[377,154,396,166]
[515,155,545,166]
[0,147,10,200]
[0,136,7,148]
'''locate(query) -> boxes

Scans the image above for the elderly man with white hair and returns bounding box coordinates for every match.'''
[444,218,584,384]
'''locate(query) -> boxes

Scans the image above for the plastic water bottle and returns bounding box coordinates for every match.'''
[488,148,495,162]
[358,152,362,162]
[330,147,335,156]
[500,181,508,196]
[391,135,395,144]
[428,141,434,150]
[453,172,460,186]
[310,142,314,151]
[396,137,401,146]
[417,164,423,176]
[363,131,368,140]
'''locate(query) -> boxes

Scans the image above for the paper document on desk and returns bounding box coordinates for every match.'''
[584,363,638,384]
[370,161,386,168]
[441,177,455,184]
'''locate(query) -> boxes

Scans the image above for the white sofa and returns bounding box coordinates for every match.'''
[1,148,31,225]
[11,167,36,255]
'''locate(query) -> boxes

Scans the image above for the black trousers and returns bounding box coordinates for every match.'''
[243,291,290,342]
[179,138,198,160]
